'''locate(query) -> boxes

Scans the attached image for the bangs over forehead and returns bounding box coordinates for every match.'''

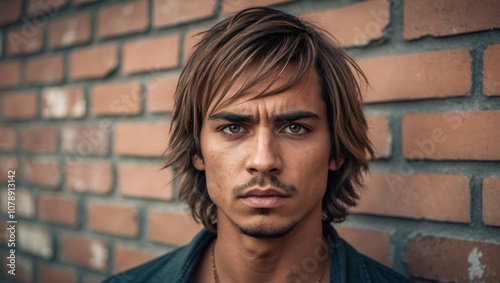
[185,9,317,117]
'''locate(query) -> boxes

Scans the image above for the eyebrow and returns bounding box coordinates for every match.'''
[208,111,319,123]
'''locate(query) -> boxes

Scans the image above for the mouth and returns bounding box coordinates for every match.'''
[240,189,290,208]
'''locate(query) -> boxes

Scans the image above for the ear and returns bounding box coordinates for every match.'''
[329,158,343,171]
[192,154,205,171]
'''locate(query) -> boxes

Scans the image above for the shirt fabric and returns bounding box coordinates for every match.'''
[103,222,414,283]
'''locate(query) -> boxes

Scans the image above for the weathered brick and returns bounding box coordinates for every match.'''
[153,0,216,28]
[60,234,108,272]
[483,44,500,96]
[0,125,17,151]
[184,28,204,62]
[26,54,64,85]
[24,158,61,189]
[42,86,86,119]
[1,189,36,218]
[49,12,91,49]
[62,123,109,155]
[118,163,173,200]
[0,91,38,120]
[97,0,148,39]
[27,0,66,15]
[223,0,294,15]
[65,160,112,194]
[113,245,159,272]
[70,44,118,80]
[404,0,500,40]
[147,75,178,113]
[354,172,470,223]
[0,157,18,182]
[6,25,44,56]
[114,122,170,157]
[366,115,391,158]
[402,111,500,160]
[22,124,58,153]
[74,0,98,6]
[337,227,392,267]
[88,202,139,237]
[405,236,500,282]
[0,0,23,26]
[303,0,389,47]
[39,194,78,226]
[148,210,202,246]
[0,61,21,88]
[483,177,500,227]
[39,264,77,283]
[91,81,142,116]
[122,34,180,74]
[359,49,471,103]
[18,223,53,259]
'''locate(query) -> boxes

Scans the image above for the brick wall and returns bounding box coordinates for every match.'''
[0,0,499,282]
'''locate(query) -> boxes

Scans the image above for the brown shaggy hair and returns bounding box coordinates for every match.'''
[163,7,374,232]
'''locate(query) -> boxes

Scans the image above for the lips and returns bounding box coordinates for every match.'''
[240,189,289,208]
[242,189,288,198]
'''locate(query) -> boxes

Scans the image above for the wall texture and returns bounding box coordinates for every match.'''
[0,0,499,282]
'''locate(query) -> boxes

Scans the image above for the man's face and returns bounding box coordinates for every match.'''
[193,67,340,238]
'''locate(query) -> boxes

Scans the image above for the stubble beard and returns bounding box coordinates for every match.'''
[236,213,299,239]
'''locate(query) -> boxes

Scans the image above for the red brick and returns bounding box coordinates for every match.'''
[366,115,391,158]
[148,210,202,246]
[483,177,500,226]
[62,123,109,155]
[18,223,53,258]
[6,25,44,56]
[354,172,470,222]
[49,12,91,49]
[223,0,294,15]
[42,86,86,119]
[0,91,38,120]
[74,0,98,6]
[303,0,389,47]
[359,49,471,103]
[26,54,64,84]
[184,28,204,62]
[122,34,180,74]
[114,122,170,157]
[97,0,148,39]
[404,0,500,40]
[27,0,66,15]
[0,61,21,88]
[0,126,17,151]
[91,81,142,116]
[70,44,118,80]
[337,227,392,267]
[39,264,77,283]
[483,44,500,96]
[147,75,178,113]
[24,158,60,189]
[60,234,108,272]
[0,0,23,26]
[22,124,58,153]
[0,254,33,283]
[65,160,112,194]
[405,236,500,282]
[402,111,500,160]
[153,0,216,28]
[0,157,18,182]
[39,194,78,226]
[88,202,139,237]
[118,163,173,200]
[113,245,158,272]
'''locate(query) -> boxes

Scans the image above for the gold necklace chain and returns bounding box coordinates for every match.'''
[211,240,329,283]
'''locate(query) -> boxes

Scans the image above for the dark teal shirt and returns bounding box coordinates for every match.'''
[103,223,414,282]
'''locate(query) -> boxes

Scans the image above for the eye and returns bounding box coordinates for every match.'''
[283,124,307,134]
[222,124,244,134]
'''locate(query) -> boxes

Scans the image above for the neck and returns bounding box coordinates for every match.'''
[212,210,330,283]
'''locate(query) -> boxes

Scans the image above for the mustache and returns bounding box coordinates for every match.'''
[232,176,298,196]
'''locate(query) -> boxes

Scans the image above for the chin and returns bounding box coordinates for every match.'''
[236,220,298,239]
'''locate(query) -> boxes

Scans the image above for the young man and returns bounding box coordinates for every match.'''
[104,7,413,283]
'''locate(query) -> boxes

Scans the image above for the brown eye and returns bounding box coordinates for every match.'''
[284,124,306,134]
[222,125,242,134]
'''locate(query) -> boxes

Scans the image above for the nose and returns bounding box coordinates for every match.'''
[245,128,283,175]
